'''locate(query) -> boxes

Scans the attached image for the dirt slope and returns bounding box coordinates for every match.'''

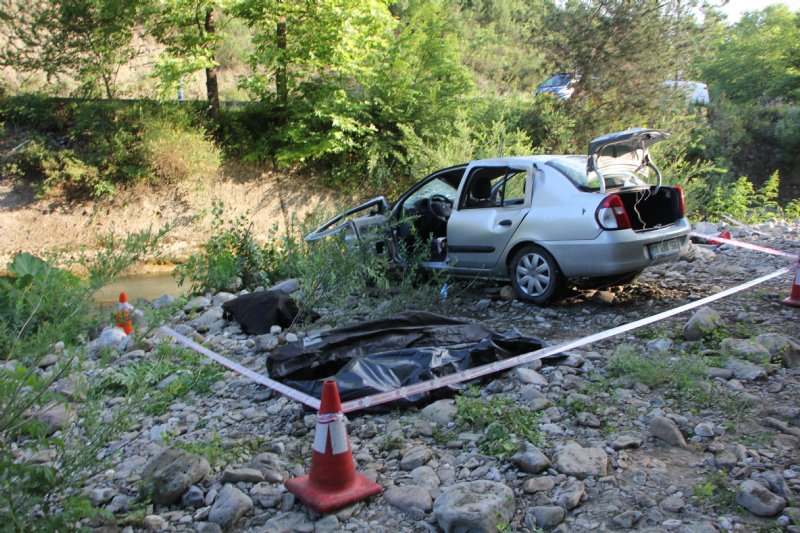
[0,163,342,271]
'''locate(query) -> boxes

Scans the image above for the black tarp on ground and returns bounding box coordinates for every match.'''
[267,311,549,410]
[222,290,299,335]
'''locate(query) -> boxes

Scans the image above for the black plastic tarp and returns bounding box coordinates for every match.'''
[267,311,548,410]
[222,290,298,335]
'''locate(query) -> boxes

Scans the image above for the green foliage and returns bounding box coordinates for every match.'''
[699,5,800,103]
[691,470,737,510]
[0,96,216,197]
[174,202,275,293]
[165,432,263,468]
[93,343,222,416]
[0,0,144,97]
[455,387,542,457]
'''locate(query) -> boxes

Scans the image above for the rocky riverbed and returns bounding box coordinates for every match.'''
[17,219,800,532]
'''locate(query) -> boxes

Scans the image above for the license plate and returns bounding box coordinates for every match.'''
[649,238,682,259]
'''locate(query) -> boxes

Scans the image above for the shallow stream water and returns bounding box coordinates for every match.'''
[94,270,186,305]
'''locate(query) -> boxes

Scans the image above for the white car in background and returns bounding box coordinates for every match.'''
[664,80,710,105]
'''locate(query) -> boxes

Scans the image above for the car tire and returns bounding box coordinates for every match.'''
[509,245,565,304]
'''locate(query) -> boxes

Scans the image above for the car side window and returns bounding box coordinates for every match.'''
[460,167,526,209]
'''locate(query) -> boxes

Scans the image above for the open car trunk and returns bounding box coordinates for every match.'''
[617,186,683,232]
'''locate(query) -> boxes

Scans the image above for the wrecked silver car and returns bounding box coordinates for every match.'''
[307,128,691,304]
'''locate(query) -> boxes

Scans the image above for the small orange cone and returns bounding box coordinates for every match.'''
[782,257,800,307]
[115,292,134,335]
[285,380,383,513]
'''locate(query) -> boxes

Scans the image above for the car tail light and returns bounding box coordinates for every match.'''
[595,194,631,230]
[674,186,686,217]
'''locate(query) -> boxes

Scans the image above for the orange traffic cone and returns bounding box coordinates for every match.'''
[782,257,800,307]
[115,292,134,335]
[707,231,731,246]
[285,381,383,513]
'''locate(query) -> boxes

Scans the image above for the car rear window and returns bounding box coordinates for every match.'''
[547,156,648,191]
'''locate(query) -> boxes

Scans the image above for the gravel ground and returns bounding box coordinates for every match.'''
[24,219,800,533]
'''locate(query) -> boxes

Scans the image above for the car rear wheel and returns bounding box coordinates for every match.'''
[510,245,565,304]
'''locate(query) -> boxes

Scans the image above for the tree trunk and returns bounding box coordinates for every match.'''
[276,15,288,108]
[205,6,221,124]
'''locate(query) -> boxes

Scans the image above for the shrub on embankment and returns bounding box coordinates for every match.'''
[0,94,220,198]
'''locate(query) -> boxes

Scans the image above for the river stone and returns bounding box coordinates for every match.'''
[433,481,515,533]
[516,368,548,386]
[188,307,224,330]
[250,482,282,508]
[400,446,433,471]
[220,467,265,484]
[181,485,205,508]
[725,357,767,381]
[248,452,286,482]
[270,279,300,294]
[554,480,585,510]
[512,442,551,474]
[421,399,457,425]
[89,487,117,506]
[314,515,340,533]
[720,338,771,364]
[736,480,786,517]
[151,294,175,309]
[756,334,800,368]
[184,296,211,312]
[384,485,433,517]
[660,494,685,512]
[523,476,556,493]
[87,327,128,355]
[195,523,223,533]
[528,505,565,529]
[260,511,306,533]
[650,416,687,447]
[141,448,211,505]
[411,465,441,488]
[143,514,167,531]
[38,353,59,368]
[681,307,723,341]
[212,292,236,307]
[255,334,279,352]
[30,402,72,436]
[552,442,608,479]
[208,484,253,530]
[611,435,643,450]
[612,510,642,528]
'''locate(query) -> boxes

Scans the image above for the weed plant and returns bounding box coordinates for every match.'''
[175,203,446,326]
[0,225,173,531]
[455,386,543,458]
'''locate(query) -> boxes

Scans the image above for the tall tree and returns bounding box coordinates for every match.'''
[146,0,232,122]
[0,0,142,97]
[699,4,800,102]
[536,0,705,136]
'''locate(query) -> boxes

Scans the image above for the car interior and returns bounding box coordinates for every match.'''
[396,166,527,261]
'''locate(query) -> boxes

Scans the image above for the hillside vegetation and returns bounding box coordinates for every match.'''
[0,0,798,213]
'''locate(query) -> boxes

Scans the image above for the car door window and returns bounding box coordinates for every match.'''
[461,167,526,208]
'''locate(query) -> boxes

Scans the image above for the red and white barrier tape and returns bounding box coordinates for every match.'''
[160,326,321,411]
[340,266,791,412]
[161,265,792,414]
[690,231,797,259]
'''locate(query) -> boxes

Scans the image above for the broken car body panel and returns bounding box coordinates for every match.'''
[305,129,691,304]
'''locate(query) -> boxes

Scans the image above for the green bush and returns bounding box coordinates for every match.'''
[0,95,217,197]
[175,202,277,294]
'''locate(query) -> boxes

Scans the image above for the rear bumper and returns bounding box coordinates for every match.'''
[545,219,691,277]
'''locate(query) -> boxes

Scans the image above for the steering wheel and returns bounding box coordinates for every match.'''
[427,194,453,223]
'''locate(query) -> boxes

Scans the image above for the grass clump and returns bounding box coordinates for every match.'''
[165,433,263,469]
[92,343,222,416]
[455,386,542,458]
[692,470,737,511]
[607,344,754,413]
